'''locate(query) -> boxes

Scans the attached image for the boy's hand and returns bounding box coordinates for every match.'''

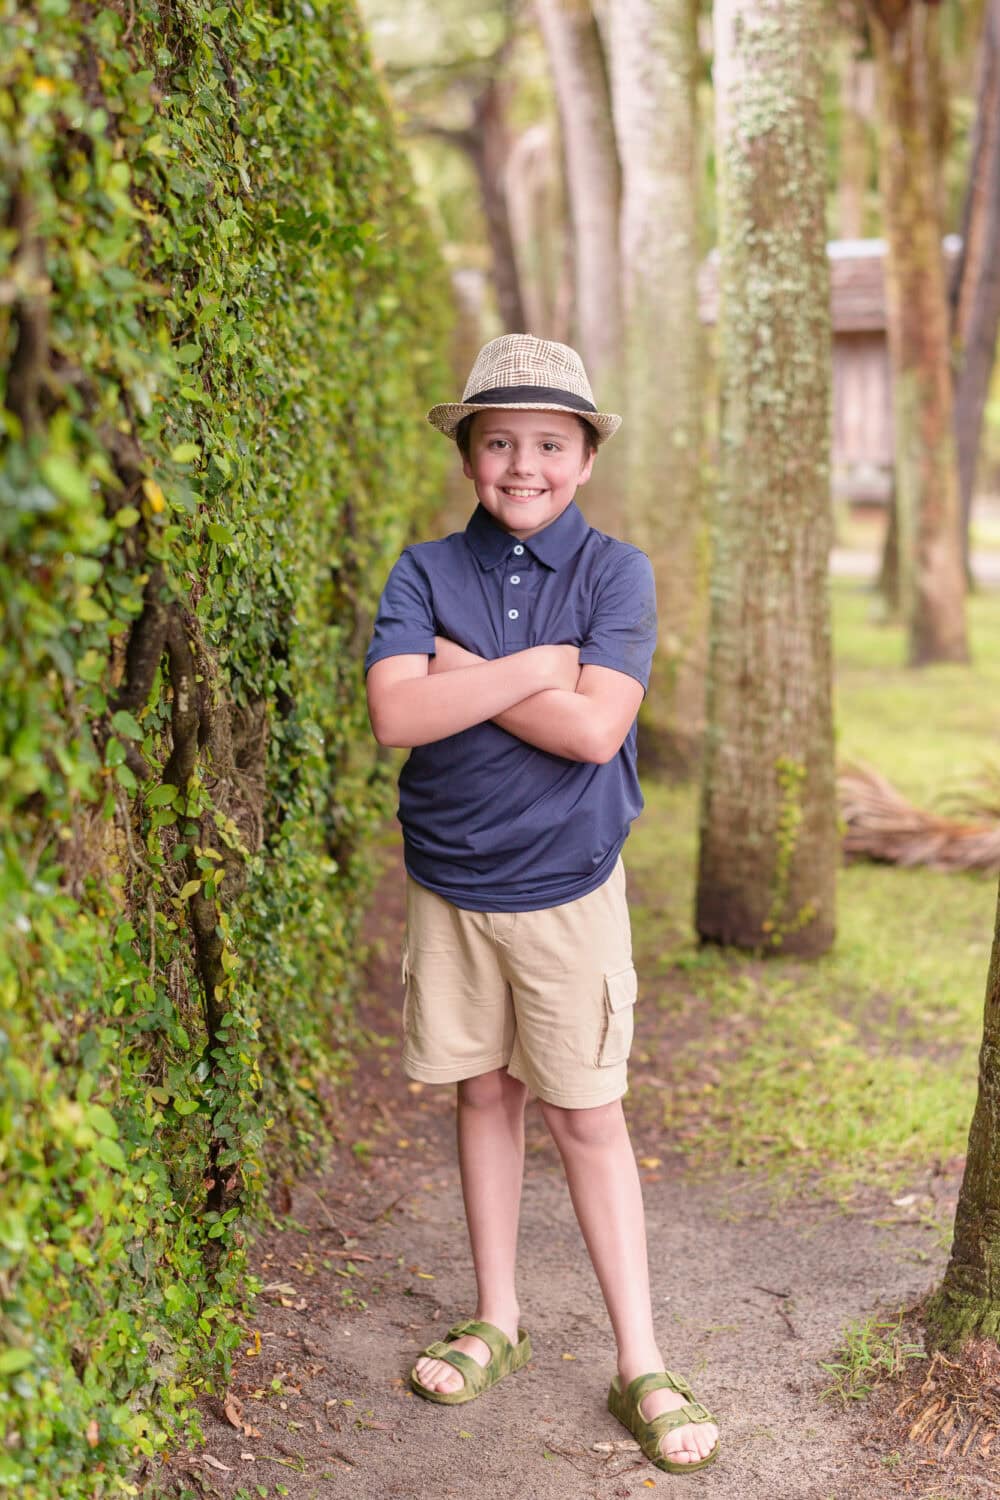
[534,643,582,693]
[429,637,484,674]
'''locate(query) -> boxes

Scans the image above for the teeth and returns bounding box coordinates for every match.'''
[504,488,543,496]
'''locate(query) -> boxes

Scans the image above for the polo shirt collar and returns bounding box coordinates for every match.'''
[465,500,589,571]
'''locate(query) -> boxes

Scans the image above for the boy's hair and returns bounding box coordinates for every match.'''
[454,410,599,461]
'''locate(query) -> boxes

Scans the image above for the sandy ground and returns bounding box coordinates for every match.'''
[146,853,994,1500]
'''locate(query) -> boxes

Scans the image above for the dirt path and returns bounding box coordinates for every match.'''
[150,851,990,1500]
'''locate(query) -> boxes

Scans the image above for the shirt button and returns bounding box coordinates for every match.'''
[512,544,525,555]
[508,608,519,620]
[510,574,521,585]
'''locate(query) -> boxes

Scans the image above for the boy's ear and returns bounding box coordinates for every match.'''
[576,449,597,487]
[461,453,475,481]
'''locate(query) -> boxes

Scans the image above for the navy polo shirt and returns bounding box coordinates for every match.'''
[364,500,657,912]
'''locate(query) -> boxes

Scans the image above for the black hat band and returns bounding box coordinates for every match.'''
[465,384,598,413]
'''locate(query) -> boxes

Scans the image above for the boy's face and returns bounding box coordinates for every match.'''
[461,408,596,539]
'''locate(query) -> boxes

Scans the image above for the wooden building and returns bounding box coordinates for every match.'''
[698,236,962,509]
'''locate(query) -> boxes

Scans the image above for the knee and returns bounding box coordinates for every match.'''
[458,1067,527,1111]
[541,1098,624,1150]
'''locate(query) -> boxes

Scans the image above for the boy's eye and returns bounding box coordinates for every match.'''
[487,439,510,450]
[541,442,561,452]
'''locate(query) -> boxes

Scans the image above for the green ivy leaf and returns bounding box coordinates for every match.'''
[92,1137,128,1171]
[111,710,143,739]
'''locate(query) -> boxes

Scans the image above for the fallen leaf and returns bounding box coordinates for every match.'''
[416,1272,435,1280]
[201,1454,233,1472]
[223,1393,244,1430]
[240,1453,256,1462]
[592,1439,641,1453]
[458,1430,473,1439]
[639,1156,662,1169]
[561,1353,577,1361]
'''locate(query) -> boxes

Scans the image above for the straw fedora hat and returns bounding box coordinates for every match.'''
[427,333,622,445]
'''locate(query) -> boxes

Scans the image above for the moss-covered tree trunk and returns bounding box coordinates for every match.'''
[868,1,969,665]
[926,878,1000,1350]
[695,0,837,958]
[607,0,707,776]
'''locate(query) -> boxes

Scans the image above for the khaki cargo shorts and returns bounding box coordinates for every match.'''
[400,858,637,1109]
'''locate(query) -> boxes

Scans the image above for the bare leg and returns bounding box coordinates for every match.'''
[413,1067,528,1392]
[541,1099,718,1464]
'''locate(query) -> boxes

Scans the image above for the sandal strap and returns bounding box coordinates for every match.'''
[627,1370,715,1428]
[644,1400,715,1439]
[419,1343,488,1393]
[626,1369,695,1407]
[445,1318,514,1362]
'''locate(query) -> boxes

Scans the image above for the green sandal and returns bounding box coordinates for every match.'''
[410,1318,532,1405]
[608,1369,720,1474]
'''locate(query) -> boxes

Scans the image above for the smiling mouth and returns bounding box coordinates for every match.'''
[501,487,545,498]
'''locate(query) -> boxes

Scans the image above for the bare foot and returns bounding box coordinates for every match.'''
[412,1316,520,1396]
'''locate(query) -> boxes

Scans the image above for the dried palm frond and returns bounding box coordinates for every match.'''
[838,763,1000,873]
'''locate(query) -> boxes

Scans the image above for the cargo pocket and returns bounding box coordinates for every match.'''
[596,964,637,1067]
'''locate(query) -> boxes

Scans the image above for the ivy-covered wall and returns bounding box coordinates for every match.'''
[0,2,450,1493]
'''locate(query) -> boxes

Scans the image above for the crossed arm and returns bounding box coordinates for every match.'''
[366,638,644,765]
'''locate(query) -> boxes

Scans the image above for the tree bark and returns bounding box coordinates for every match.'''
[469,76,529,332]
[504,123,571,341]
[951,0,1000,570]
[607,0,707,775]
[534,0,623,383]
[534,0,624,533]
[925,877,1000,1351]
[695,0,837,958]
[868,1,969,665]
[837,43,876,240]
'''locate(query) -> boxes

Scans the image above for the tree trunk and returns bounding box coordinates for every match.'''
[951,0,1000,571]
[925,877,1000,1351]
[868,2,970,665]
[695,0,837,958]
[837,43,876,240]
[534,0,623,384]
[468,77,529,332]
[534,0,624,534]
[504,123,571,341]
[607,0,707,775]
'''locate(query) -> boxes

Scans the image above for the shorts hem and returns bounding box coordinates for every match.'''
[402,1051,511,1084]
[506,1063,629,1110]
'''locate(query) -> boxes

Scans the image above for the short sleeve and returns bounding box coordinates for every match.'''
[364,549,437,674]
[577,546,657,691]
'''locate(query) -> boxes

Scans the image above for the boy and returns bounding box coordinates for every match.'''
[364,334,719,1474]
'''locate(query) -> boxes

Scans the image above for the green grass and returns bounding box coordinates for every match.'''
[818,1308,926,1404]
[627,580,1000,1195]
